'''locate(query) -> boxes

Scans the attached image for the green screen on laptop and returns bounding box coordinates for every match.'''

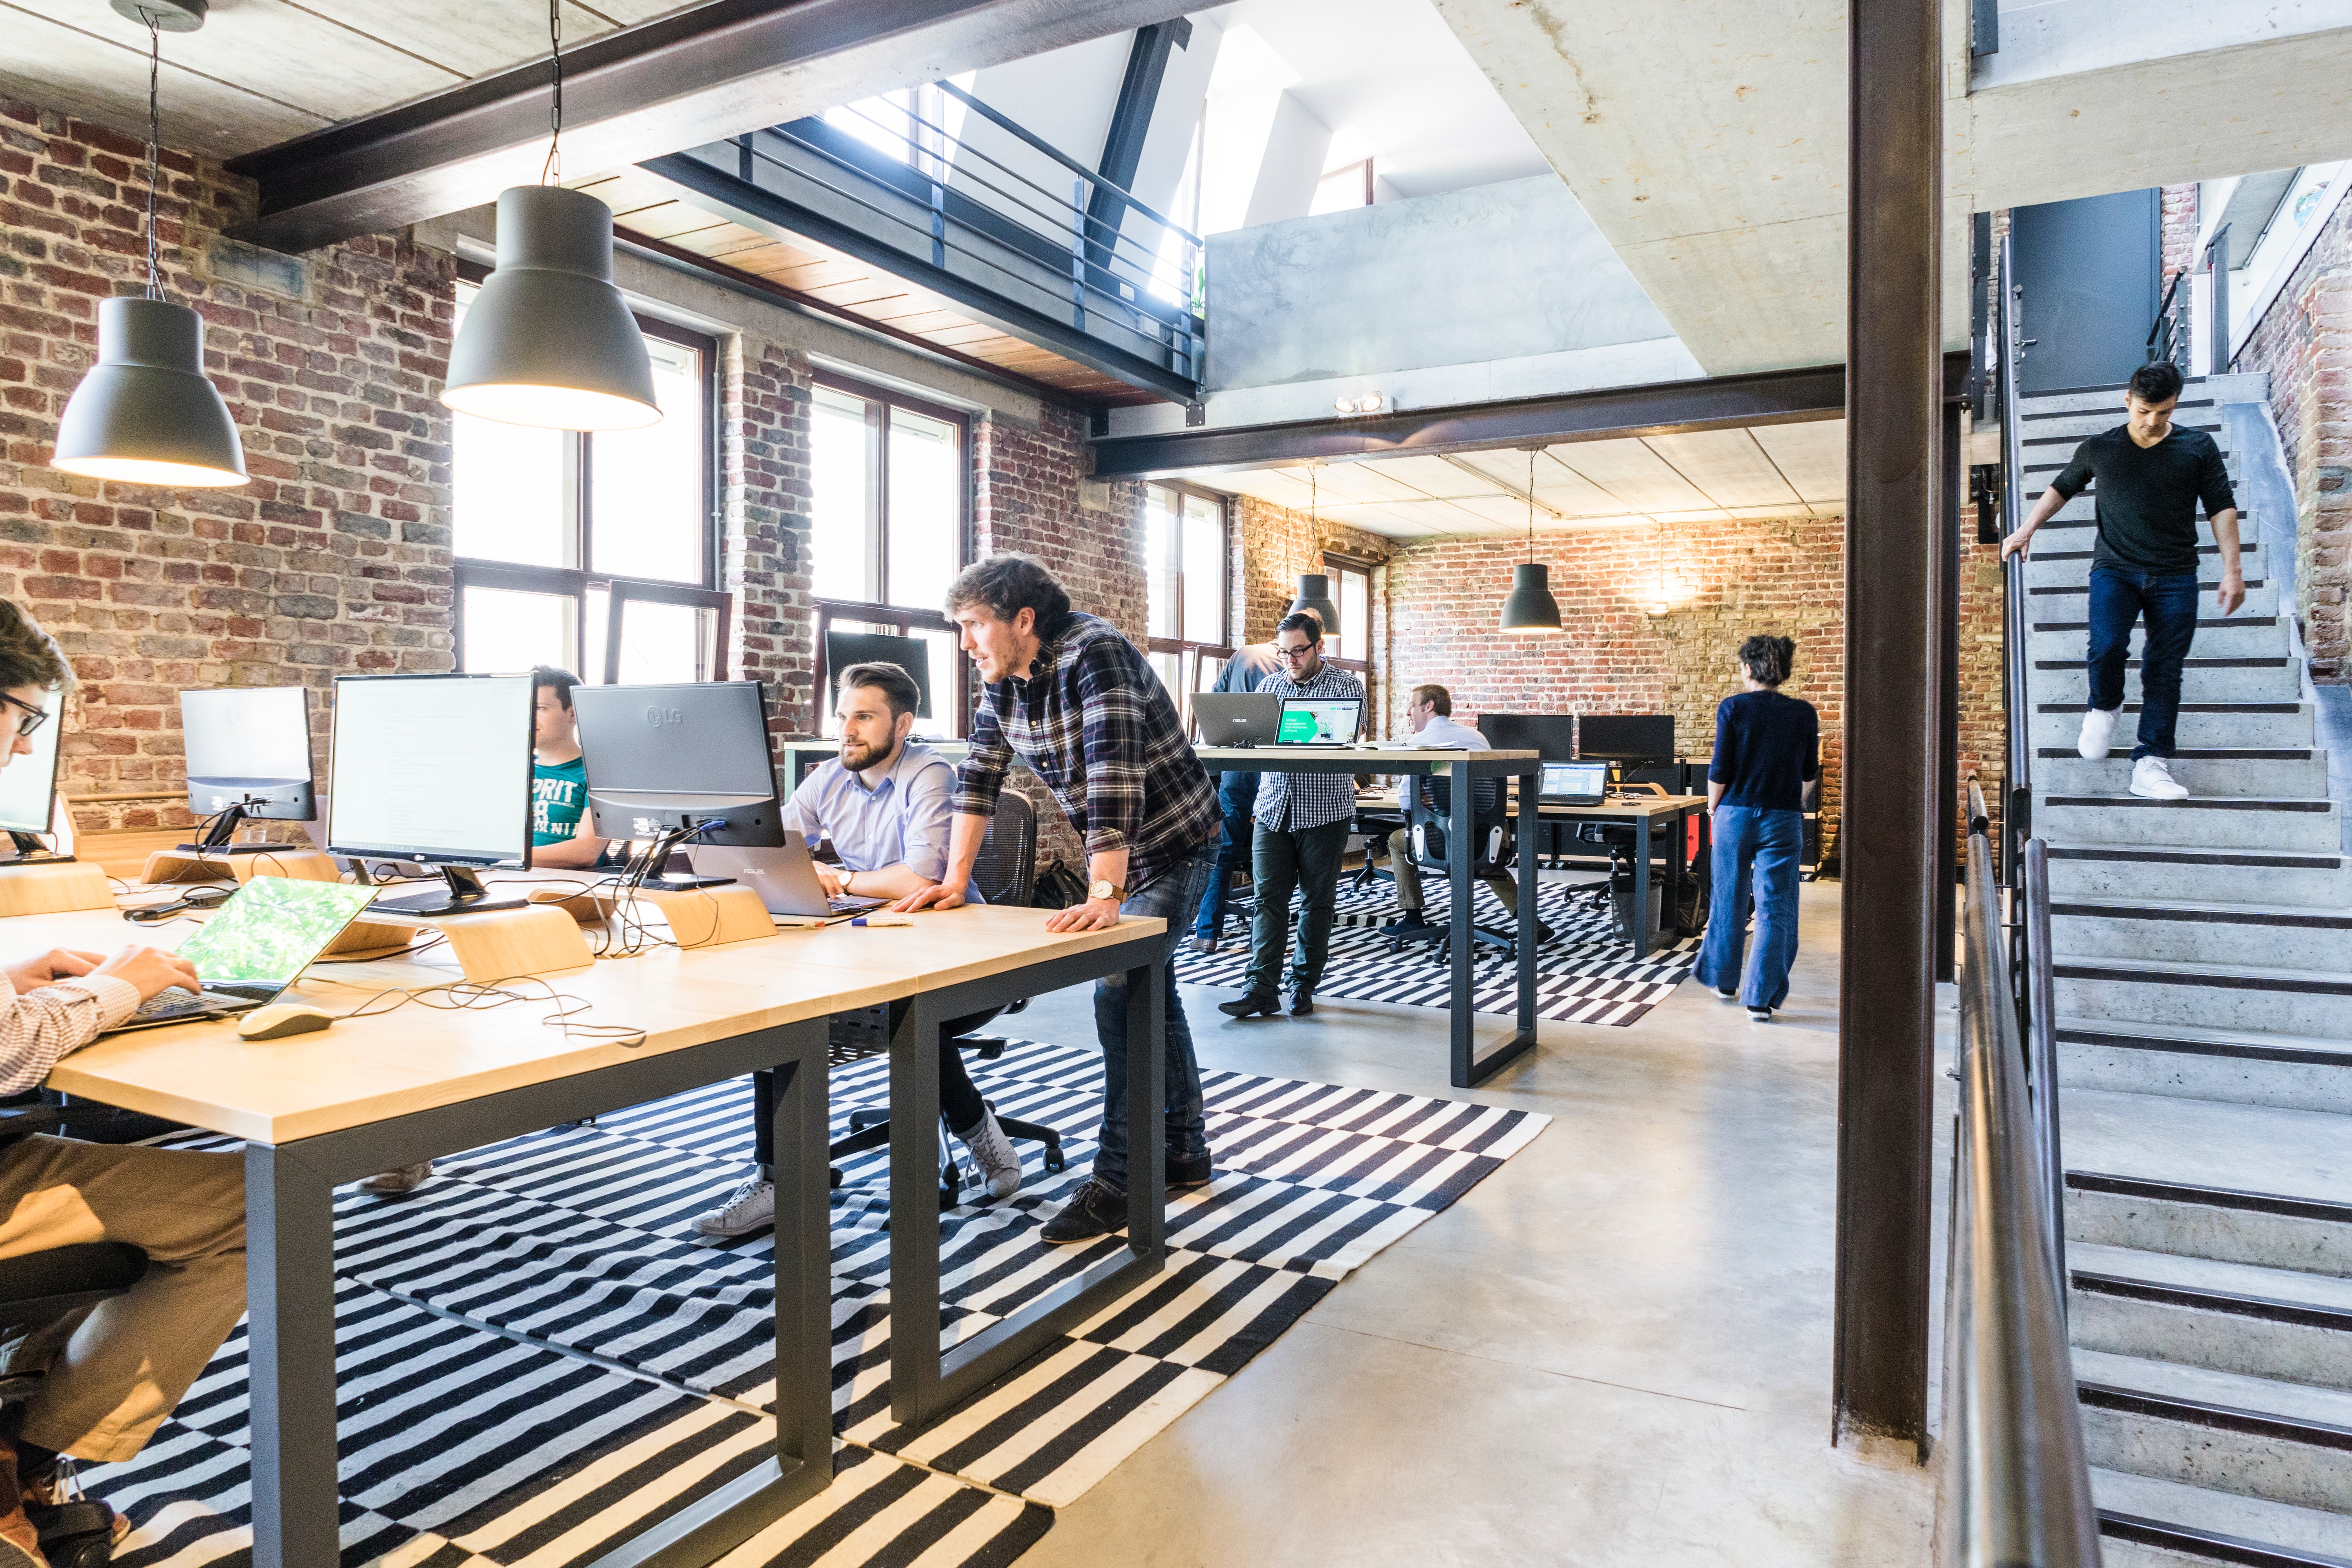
[176,877,377,984]
[1277,700,1359,744]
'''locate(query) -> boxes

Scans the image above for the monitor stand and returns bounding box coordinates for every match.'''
[176,799,279,855]
[0,831,68,864]
[631,828,733,890]
[368,864,528,918]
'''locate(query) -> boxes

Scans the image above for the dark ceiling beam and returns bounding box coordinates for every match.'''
[223,0,1194,254]
[1084,20,1189,276]
[1088,354,1972,476]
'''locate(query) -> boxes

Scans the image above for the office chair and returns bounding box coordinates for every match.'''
[829,790,1067,1206]
[1573,822,1704,944]
[1383,776,1520,963]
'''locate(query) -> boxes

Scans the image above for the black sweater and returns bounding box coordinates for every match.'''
[2050,425,2235,574]
[1708,690,1819,813]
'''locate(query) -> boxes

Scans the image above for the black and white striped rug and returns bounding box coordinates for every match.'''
[1178,876,1700,1025]
[100,1039,1547,1566]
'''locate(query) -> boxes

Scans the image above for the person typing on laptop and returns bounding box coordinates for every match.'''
[694,661,1024,1237]
[1380,684,1551,944]
[0,601,248,1568]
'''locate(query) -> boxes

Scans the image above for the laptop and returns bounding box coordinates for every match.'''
[1538,761,1610,806]
[689,837,891,920]
[112,876,380,1032]
[1276,696,1364,747]
[1194,693,1281,747]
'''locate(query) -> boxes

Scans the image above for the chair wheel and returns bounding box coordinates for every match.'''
[828,1167,842,1189]
[1044,1146,1067,1173]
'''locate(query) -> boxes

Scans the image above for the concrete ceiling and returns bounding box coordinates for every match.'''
[1429,0,2352,374]
[1194,421,1845,540]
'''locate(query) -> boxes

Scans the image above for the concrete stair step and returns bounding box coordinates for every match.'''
[2033,703,2314,751]
[2038,505,2247,531]
[2030,618,2290,661]
[2057,955,2352,1037]
[2025,411,2225,442]
[2061,1020,2352,1114]
[2071,1242,2352,1393]
[2052,896,2352,970]
[2020,383,2224,414]
[2037,751,2327,796]
[2029,450,2238,479]
[2026,542,2262,590]
[2094,1465,2352,1566]
[2074,1346,2352,1514]
[2028,574,2273,612]
[2035,795,2339,852]
[2063,1091,2352,1209]
[2033,658,2305,706]
[2069,1169,2352,1277]
[2044,841,2352,908]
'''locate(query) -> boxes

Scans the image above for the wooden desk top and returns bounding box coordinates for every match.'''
[4,901,1161,1146]
[1354,789,1706,820]
[1196,746,1540,771]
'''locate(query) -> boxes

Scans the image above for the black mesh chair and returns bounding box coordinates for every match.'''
[1384,775,1520,962]
[830,790,1067,1204]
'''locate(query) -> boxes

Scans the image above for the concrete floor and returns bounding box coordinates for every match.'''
[1004,879,1947,1567]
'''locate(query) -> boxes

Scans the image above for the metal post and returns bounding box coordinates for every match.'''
[2208,224,2231,379]
[1447,757,1474,1085]
[246,1143,341,1568]
[1938,399,1962,983]
[1834,0,1941,1459]
[2022,841,2068,1309]
[888,993,944,1423]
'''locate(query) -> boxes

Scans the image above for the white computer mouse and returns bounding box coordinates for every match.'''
[237,1003,337,1041]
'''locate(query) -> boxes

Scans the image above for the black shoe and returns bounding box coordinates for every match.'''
[1747,1006,1773,1022]
[1535,923,1556,944]
[1381,911,1431,934]
[1167,1149,1213,1189]
[1714,986,1738,1000]
[1289,991,1315,1016]
[1040,1178,1129,1243]
[1218,991,1282,1018]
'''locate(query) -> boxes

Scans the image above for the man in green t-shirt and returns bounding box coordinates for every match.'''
[526,666,607,869]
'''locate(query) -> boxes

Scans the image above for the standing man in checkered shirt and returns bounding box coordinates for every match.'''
[1219,610,1366,1020]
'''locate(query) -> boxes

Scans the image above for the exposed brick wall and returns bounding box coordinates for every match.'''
[2237,188,2352,678]
[1958,528,2008,839]
[0,98,455,832]
[2160,183,2200,286]
[722,341,815,738]
[1380,516,1847,844]
[974,401,1149,644]
[1230,492,1394,646]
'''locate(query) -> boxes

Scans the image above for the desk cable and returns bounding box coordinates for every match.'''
[311,972,647,1048]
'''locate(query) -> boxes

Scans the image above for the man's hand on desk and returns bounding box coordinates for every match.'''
[7,948,103,994]
[893,881,968,913]
[1044,896,1122,932]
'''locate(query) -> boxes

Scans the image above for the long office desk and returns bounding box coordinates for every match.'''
[3,896,1166,1568]
[1196,746,1541,1088]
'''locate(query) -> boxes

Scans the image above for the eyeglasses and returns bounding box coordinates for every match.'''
[0,695,48,739]
[1275,642,1319,660]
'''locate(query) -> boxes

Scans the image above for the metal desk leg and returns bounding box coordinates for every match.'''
[1633,814,1654,960]
[1123,951,1167,1260]
[889,993,947,1424]
[1447,758,1474,1086]
[247,1143,339,1568]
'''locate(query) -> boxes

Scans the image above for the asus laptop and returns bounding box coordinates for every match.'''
[689,837,890,920]
[1194,693,1282,747]
[112,876,379,1032]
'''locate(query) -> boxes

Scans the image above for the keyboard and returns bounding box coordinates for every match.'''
[130,986,263,1022]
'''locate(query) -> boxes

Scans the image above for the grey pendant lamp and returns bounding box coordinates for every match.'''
[51,1,248,489]
[441,0,659,432]
[1499,448,1562,634]
[1286,465,1342,637]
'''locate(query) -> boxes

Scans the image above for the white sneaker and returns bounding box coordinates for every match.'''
[694,1177,775,1238]
[958,1108,1023,1201]
[2130,756,2189,800]
[359,1161,432,1195]
[2078,707,2121,760]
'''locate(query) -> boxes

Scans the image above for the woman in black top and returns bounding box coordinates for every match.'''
[1694,635,1819,1020]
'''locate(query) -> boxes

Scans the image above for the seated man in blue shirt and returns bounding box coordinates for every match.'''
[1381,683,1551,943]
[695,661,1022,1237]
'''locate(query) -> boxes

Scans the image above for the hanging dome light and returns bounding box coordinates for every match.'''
[1284,465,1341,636]
[440,2,658,432]
[52,3,247,489]
[1499,447,1561,634]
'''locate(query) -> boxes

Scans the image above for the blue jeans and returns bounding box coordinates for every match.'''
[1192,771,1258,940]
[1094,849,1217,1191]
[2086,565,2200,760]
[1695,806,1802,1011]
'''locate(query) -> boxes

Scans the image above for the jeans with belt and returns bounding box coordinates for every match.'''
[1192,771,1259,940]
[1093,848,1218,1193]
[1695,805,1802,1011]
[2086,564,2200,760]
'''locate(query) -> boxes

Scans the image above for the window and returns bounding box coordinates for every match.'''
[1310,158,1375,216]
[1322,553,1373,722]
[1144,483,1231,725]
[808,374,971,736]
[451,273,728,685]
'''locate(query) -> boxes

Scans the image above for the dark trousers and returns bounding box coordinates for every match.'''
[1193,771,1259,940]
[1244,819,1352,996]
[2086,565,2200,760]
[752,1001,997,1171]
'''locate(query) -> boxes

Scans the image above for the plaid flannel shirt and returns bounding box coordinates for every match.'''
[953,611,1218,893]
[1253,663,1368,832]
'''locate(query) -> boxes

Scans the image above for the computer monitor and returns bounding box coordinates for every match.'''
[1578,714,1677,765]
[180,686,315,852]
[824,630,934,720]
[573,680,785,857]
[0,690,62,855]
[1476,714,1577,761]
[327,673,536,916]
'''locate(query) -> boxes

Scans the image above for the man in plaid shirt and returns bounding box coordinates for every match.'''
[1220,610,1367,1019]
[899,554,1220,1244]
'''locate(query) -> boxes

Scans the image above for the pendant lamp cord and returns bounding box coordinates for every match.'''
[142,8,161,300]
[540,0,564,185]
[1525,448,1536,562]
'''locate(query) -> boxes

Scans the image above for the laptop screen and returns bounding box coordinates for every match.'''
[1277,698,1363,744]
[1541,762,1609,799]
[176,876,377,986]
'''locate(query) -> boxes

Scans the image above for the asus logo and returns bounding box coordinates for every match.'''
[644,706,685,727]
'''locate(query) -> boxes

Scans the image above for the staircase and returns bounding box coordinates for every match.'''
[2022,376,2352,1566]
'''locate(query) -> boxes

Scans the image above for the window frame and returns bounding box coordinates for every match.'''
[813,599,972,740]
[1144,480,1233,725]
[450,263,729,681]
[1320,550,1374,718]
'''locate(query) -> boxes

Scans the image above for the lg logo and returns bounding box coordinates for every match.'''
[644,706,685,727]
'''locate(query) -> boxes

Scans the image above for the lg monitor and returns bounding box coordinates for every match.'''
[180,686,315,852]
[824,630,934,720]
[0,689,62,855]
[326,673,536,916]
[1476,713,1577,762]
[572,680,785,872]
[1578,714,1677,766]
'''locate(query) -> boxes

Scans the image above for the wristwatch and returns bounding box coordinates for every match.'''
[1088,878,1124,903]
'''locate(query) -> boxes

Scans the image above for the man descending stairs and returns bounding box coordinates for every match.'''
[2020,370,2352,1565]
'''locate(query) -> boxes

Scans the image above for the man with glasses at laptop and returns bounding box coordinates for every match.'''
[1219,610,1365,1020]
[0,601,248,1567]
[1381,684,1553,945]
[695,660,1024,1238]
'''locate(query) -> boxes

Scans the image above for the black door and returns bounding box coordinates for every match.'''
[2011,189,2161,395]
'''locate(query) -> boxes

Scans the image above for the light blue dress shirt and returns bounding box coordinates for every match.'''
[782,742,972,895]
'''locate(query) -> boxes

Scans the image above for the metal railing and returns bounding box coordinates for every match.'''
[2147,266,2189,371]
[1941,784,2101,1567]
[1998,234,2032,884]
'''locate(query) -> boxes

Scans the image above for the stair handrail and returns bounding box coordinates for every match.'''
[1942,783,2102,1568]
[1998,234,2032,883]
[2021,838,2068,1304]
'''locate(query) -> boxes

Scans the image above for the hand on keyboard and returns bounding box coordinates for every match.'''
[93,945,203,1002]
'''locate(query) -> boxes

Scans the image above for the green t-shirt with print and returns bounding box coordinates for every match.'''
[532,754,590,847]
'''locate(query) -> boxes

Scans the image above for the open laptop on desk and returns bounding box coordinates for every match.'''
[688,837,889,921]
[112,876,379,1032]
[1194,693,1281,747]
[1538,761,1610,806]
[1276,696,1364,748]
